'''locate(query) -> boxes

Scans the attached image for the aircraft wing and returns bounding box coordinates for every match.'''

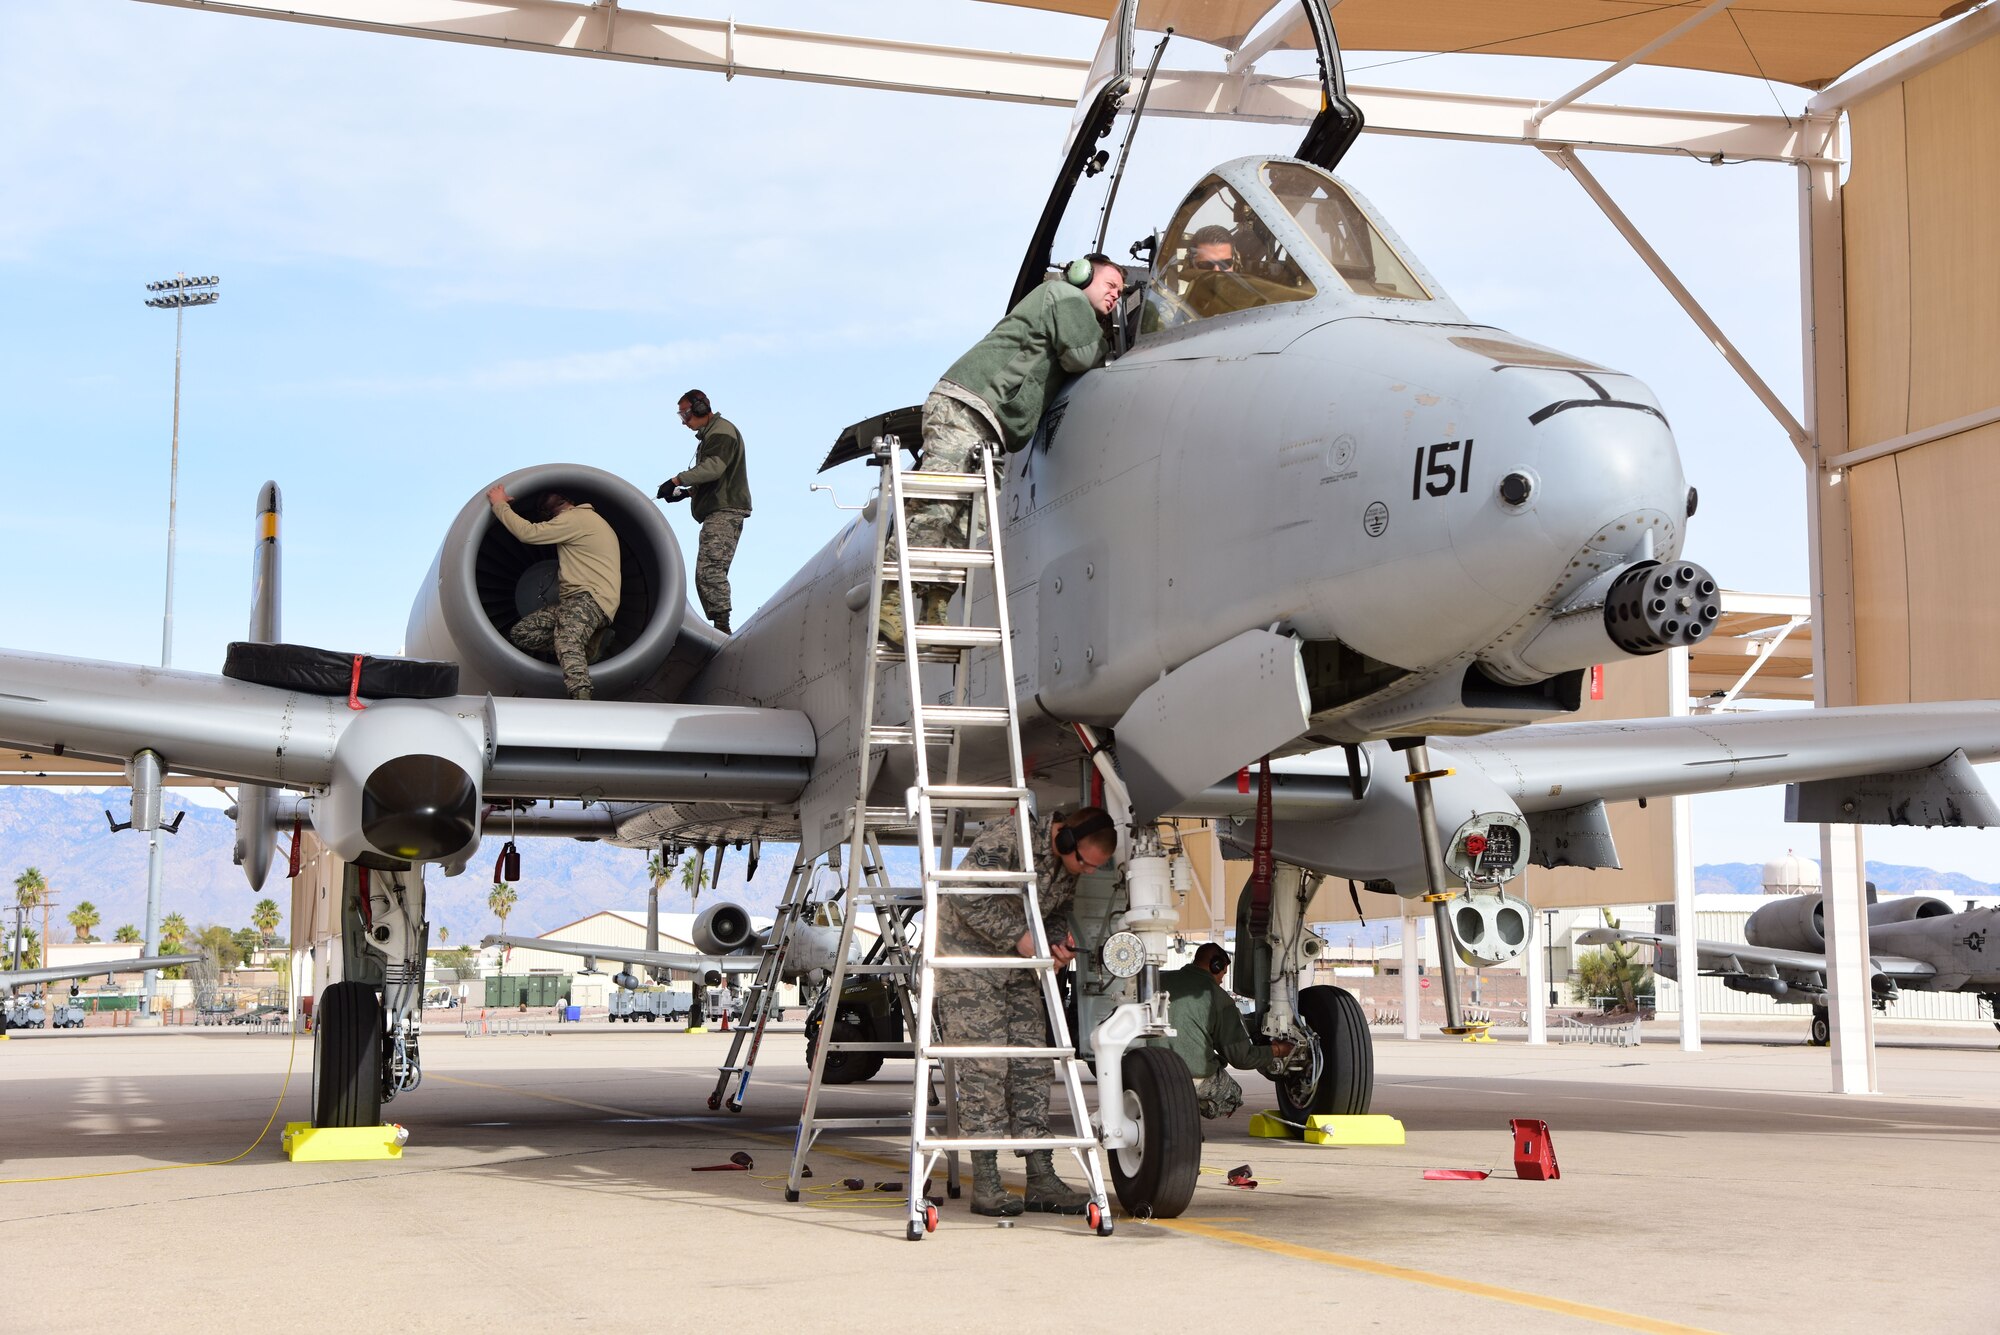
[1576,928,1937,983]
[481,934,762,976]
[0,954,206,995]
[1448,702,2000,814]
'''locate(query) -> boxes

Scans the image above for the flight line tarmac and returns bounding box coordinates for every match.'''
[4,1024,1997,1333]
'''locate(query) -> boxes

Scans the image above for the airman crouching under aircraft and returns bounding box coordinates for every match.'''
[879,256,1123,646]
[487,485,622,700]
[1151,943,1296,1119]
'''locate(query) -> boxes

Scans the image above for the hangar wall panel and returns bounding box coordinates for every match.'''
[1842,31,2000,703]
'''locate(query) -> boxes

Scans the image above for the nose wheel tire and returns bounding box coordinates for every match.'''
[312,981,384,1129]
[1810,1007,1830,1047]
[805,1002,884,1084]
[1107,1046,1201,1219]
[1277,985,1374,1121]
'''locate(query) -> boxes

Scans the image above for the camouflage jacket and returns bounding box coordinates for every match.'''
[935,812,1078,960]
[674,414,752,520]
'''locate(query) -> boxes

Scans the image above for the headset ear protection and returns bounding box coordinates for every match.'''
[1064,257,1095,287]
[1054,810,1116,857]
[681,389,712,418]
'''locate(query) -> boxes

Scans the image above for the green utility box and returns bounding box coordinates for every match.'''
[484,973,571,1008]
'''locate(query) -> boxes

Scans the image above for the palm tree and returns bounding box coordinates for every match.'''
[680,848,709,904]
[437,924,450,945]
[114,924,141,944]
[251,897,281,944]
[11,868,46,969]
[68,900,101,943]
[488,883,518,934]
[159,912,191,977]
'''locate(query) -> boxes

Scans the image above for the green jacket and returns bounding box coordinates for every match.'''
[1148,963,1277,1080]
[674,414,752,521]
[942,281,1107,452]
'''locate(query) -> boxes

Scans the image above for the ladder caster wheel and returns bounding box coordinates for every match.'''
[946,1181,962,1199]
[725,1099,742,1114]
[1089,1202,1113,1236]
[925,1203,939,1233]
[785,1188,800,1203]
[706,1093,721,1111]
[906,1220,926,1242]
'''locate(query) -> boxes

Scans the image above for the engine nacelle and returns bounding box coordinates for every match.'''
[405,464,687,698]
[313,701,484,868]
[1867,896,1953,925]
[693,902,759,955]
[1745,894,1824,953]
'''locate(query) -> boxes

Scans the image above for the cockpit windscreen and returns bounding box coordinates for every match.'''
[1142,175,1317,335]
[1263,161,1431,302]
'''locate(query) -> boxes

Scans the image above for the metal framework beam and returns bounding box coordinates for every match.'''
[136,0,1817,163]
[1526,0,1739,132]
[1546,145,1812,455]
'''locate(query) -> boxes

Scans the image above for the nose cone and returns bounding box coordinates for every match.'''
[362,755,479,862]
[1450,362,1690,615]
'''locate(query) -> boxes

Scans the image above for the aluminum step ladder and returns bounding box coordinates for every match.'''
[784,436,1112,1240]
[706,850,815,1112]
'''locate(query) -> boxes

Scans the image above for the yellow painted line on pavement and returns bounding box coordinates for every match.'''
[1149,1218,1719,1334]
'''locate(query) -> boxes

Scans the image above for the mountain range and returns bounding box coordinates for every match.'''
[4,789,1995,946]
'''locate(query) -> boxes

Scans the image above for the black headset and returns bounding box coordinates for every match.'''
[681,388,712,418]
[1053,809,1116,856]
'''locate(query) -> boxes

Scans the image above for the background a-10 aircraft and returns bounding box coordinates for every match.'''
[5,0,2000,1209]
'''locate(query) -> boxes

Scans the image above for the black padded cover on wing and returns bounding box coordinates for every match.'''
[222,642,460,700]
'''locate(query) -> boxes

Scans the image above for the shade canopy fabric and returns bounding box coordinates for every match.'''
[987,0,1973,88]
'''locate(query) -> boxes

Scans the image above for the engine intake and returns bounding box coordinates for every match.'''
[406,464,687,697]
[693,902,759,956]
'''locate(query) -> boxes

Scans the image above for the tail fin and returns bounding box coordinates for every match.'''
[234,483,283,891]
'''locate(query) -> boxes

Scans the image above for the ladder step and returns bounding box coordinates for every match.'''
[911,624,1003,649]
[921,783,1029,806]
[918,704,1011,727]
[933,868,1036,884]
[896,472,990,497]
[917,1136,1098,1152]
[834,963,910,976]
[923,1045,1075,1060]
[928,956,1058,970]
[803,1115,943,1131]
[827,1041,916,1054]
[879,550,995,579]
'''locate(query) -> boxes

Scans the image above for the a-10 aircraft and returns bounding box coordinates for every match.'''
[1584,894,2000,1046]
[7,0,2000,1212]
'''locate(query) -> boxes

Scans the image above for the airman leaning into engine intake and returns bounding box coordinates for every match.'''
[879,256,1123,646]
[486,486,622,701]
[1152,943,1295,1119]
[658,388,751,636]
[937,805,1118,1218]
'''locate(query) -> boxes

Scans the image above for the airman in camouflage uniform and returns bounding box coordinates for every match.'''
[879,259,1122,646]
[662,390,751,635]
[488,486,621,701]
[936,806,1118,1217]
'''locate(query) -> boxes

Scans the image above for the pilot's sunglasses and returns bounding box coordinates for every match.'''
[1193,258,1235,271]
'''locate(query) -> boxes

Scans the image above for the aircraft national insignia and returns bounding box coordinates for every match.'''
[1963,929,1987,953]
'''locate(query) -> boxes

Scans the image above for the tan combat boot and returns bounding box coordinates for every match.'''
[969,1150,1023,1218]
[877,585,906,648]
[1023,1148,1091,1215]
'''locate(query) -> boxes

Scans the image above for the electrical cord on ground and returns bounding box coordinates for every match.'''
[0,1014,302,1185]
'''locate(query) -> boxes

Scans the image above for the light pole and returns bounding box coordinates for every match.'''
[139,273,219,1019]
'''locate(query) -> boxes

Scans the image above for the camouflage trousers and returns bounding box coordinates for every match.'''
[694,508,748,622]
[508,589,608,698]
[885,392,1000,564]
[940,972,1054,1140]
[1193,1067,1245,1120]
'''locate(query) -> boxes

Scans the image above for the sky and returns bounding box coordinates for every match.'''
[2,0,1994,876]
